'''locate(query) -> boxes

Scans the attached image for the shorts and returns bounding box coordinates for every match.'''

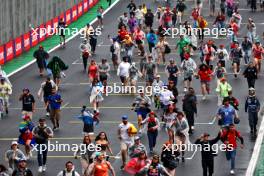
[120,76,127,83]
[120,141,132,151]
[137,108,148,119]
[97,15,103,20]
[201,80,210,87]
[0,96,9,107]
[184,76,192,81]
[232,59,240,65]
[145,74,154,83]
[53,73,61,80]
[22,111,33,119]
[99,75,108,82]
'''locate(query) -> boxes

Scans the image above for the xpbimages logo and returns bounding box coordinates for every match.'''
[31,141,102,154]
[30,25,102,39]
[162,143,234,155]
[163,26,234,38]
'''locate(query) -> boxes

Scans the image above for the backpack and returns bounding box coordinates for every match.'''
[216,67,224,79]
[110,44,115,53]
[43,81,52,97]
[63,170,76,176]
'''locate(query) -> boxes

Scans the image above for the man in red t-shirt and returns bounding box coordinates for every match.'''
[220,124,244,175]
[197,64,213,100]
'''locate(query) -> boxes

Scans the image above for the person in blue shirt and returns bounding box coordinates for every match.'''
[217,98,238,127]
[146,29,158,53]
[245,87,260,136]
[47,88,62,131]
[75,106,99,136]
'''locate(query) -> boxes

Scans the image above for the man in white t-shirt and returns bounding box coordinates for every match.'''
[117,57,131,87]
[57,161,80,176]
[160,87,175,108]
[118,115,134,170]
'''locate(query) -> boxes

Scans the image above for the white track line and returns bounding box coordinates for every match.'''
[7,0,121,77]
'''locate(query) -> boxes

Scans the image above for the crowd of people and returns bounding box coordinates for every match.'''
[1,0,264,175]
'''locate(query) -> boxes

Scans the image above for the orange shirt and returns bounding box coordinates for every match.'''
[94,162,110,176]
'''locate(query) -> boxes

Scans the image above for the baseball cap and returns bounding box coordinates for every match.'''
[156,75,161,78]
[11,141,18,146]
[22,115,31,120]
[134,136,140,141]
[18,158,27,163]
[122,115,128,120]
[149,111,155,116]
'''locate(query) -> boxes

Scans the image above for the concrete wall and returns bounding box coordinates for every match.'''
[0,0,83,45]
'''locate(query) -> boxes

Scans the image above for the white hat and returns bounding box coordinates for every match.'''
[11,141,18,146]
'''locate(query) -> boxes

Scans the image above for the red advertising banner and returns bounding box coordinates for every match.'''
[83,0,88,12]
[46,20,53,37]
[15,36,22,57]
[89,0,94,7]
[6,40,14,61]
[66,9,71,25]
[39,24,46,42]
[78,2,83,17]
[72,5,78,22]
[23,32,30,51]
[0,45,4,65]
[31,28,39,47]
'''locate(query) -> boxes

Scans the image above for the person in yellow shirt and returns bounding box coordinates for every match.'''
[0,77,12,116]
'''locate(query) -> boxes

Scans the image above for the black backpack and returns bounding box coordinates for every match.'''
[110,44,115,53]
[43,81,52,97]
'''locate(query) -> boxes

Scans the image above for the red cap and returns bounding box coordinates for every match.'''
[23,115,31,120]
[150,111,155,115]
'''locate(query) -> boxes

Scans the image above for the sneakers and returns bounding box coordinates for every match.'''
[42,165,47,172]
[38,166,43,173]
[120,165,125,170]
[202,95,206,100]
[46,112,50,117]
[230,170,235,175]
[184,87,187,92]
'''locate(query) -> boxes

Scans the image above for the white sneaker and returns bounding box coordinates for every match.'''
[230,170,235,175]
[184,87,187,92]
[202,95,206,100]
[42,165,47,172]
[191,126,195,130]
[38,166,43,173]
[46,112,50,117]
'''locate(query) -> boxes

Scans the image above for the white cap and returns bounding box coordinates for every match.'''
[11,141,18,146]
